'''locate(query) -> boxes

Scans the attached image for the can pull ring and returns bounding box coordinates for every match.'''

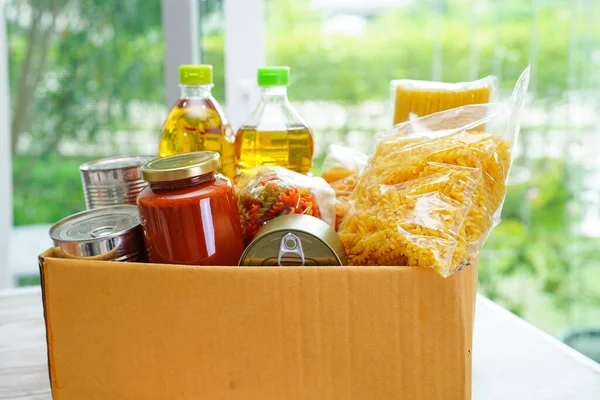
[278,232,305,266]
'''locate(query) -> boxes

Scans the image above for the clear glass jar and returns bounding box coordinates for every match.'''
[137,151,244,265]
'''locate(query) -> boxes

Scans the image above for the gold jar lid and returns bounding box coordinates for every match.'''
[141,152,220,183]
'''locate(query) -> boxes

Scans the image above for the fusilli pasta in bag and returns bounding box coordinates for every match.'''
[339,67,530,277]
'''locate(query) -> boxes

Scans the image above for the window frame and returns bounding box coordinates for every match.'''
[223,0,265,129]
[161,0,266,124]
[0,1,12,289]
[161,0,201,105]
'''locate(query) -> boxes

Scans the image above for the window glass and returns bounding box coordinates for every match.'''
[200,0,225,104]
[7,0,165,226]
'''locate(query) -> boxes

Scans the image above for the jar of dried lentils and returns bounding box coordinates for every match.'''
[137,151,244,265]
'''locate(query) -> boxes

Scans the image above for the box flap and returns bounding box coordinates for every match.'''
[40,249,475,400]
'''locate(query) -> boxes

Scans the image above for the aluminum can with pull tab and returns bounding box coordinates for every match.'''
[238,214,346,266]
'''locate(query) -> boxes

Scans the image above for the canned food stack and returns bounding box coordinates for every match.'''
[80,155,154,209]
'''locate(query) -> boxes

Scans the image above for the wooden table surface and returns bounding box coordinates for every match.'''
[1,287,600,399]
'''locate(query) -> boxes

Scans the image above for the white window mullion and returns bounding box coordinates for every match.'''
[0,0,13,288]
[161,0,201,106]
[224,0,265,130]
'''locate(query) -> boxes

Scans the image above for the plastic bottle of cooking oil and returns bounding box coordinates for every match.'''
[234,67,314,177]
[159,64,236,179]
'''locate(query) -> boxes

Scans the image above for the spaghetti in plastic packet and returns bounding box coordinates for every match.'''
[320,145,369,230]
[236,167,336,244]
[340,67,529,277]
[391,76,497,125]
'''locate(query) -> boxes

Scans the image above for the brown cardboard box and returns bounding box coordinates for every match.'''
[38,247,477,400]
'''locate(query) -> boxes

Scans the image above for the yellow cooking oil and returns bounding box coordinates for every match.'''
[234,67,314,177]
[158,64,236,179]
[234,126,313,175]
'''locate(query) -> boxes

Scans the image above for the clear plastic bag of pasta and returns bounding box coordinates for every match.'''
[320,145,369,230]
[236,167,336,244]
[340,67,530,277]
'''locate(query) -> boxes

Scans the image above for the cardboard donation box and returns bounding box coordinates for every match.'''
[39,248,477,400]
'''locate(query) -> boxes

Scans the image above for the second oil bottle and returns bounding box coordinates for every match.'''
[235,67,314,177]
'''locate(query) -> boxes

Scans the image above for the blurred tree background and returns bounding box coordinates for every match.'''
[6,0,600,335]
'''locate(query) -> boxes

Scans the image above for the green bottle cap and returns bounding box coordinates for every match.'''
[257,67,290,86]
[179,65,213,85]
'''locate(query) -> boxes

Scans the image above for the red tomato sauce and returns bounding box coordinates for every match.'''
[137,172,244,265]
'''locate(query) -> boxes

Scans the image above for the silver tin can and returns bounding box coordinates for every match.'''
[80,155,155,209]
[49,205,146,262]
[239,214,346,266]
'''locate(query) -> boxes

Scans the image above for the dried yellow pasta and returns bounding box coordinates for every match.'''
[322,167,360,230]
[320,145,369,231]
[338,131,511,277]
[391,77,495,125]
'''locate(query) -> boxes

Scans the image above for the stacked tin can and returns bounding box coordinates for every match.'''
[80,156,154,209]
[48,155,154,262]
[50,205,146,262]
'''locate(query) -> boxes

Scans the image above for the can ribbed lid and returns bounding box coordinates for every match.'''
[50,205,140,242]
[141,152,220,183]
[80,156,155,172]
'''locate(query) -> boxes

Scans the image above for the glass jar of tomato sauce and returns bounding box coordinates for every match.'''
[137,151,244,265]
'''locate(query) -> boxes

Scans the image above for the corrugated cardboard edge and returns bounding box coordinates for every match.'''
[38,247,59,397]
[465,262,478,400]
